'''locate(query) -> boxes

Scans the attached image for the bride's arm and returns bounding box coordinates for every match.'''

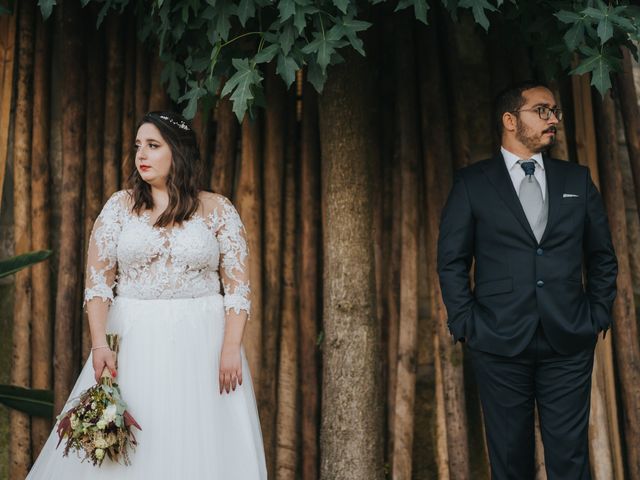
[213,195,250,394]
[84,192,123,382]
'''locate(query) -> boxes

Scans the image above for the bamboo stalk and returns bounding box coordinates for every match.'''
[260,64,285,478]
[589,353,614,480]
[210,95,238,197]
[434,333,451,479]
[391,14,420,480]
[102,14,123,199]
[82,8,105,360]
[420,18,470,479]
[10,1,34,476]
[386,144,402,462]
[275,102,298,480]
[119,12,136,187]
[134,40,150,121]
[573,72,623,480]
[236,115,263,399]
[54,0,86,414]
[594,91,640,479]
[0,10,16,211]
[30,10,51,458]
[299,81,320,480]
[148,51,170,111]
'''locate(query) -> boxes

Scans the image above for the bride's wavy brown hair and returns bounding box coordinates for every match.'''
[128,111,202,227]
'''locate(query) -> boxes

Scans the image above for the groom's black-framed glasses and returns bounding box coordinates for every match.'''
[511,106,563,121]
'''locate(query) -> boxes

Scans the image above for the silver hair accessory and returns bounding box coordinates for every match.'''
[159,115,190,131]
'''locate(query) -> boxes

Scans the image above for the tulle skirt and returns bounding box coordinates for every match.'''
[26,295,267,479]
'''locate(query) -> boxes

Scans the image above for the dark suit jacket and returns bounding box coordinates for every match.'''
[437,153,618,357]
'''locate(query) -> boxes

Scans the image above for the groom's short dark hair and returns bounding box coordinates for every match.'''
[494,81,550,136]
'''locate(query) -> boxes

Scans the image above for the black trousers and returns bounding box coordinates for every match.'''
[468,325,595,480]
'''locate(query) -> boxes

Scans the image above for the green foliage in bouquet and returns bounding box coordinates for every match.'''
[33,0,640,122]
[56,334,141,466]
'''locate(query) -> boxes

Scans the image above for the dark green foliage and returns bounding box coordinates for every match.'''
[33,1,640,120]
[0,250,51,279]
[0,385,54,418]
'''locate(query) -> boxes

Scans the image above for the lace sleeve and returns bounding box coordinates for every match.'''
[83,191,125,306]
[211,196,251,317]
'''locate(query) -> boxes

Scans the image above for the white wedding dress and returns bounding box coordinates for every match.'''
[27,190,267,479]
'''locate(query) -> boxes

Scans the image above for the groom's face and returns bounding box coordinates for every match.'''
[514,87,559,153]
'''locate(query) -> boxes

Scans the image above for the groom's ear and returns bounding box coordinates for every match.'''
[502,112,517,133]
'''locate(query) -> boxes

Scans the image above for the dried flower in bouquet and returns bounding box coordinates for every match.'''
[56,334,141,466]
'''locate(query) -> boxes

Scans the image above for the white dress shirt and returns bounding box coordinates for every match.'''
[501,146,546,201]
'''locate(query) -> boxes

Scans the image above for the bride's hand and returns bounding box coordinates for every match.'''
[92,347,117,383]
[219,343,243,394]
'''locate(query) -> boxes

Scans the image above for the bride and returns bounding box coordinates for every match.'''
[27,111,267,479]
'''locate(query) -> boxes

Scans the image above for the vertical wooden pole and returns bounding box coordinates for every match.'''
[0,10,16,211]
[236,115,263,398]
[299,80,321,480]
[261,64,285,478]
[594,91,640,479]
[102,14,123,199]
[10,1,34,476]
[276,98,299,479]
[210,96,238,198]
[54,0,86,414]
[573,73,624,480]
[30,10,51,457]
[391,13,420,480]
[120,12,136,187]
[82,5,106,360]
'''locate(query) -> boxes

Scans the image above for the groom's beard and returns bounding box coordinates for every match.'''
[516,122,557,153]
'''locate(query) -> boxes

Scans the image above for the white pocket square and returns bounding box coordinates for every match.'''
[563,193,579,198]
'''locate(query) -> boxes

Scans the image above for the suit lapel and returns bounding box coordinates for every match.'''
[482,153,537,243]
[539,157,567,244]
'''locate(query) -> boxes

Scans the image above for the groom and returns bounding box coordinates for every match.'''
[437,82,618,479]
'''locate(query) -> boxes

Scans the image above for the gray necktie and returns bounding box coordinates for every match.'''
[518,160,543,236]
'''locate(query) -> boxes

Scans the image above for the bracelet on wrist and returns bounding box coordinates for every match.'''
[91,344,110,351]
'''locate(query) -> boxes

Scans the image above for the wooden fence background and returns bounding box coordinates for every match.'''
[1,2,640,479]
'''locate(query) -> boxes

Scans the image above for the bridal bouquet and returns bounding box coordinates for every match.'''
[55,334,141,466]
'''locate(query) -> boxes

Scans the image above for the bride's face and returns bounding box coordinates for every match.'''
[135,123,172,187]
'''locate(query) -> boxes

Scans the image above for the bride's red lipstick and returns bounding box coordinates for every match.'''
[139,165,150,171]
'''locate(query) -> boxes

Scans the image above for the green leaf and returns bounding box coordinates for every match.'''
[178,85,207,119]
[280,22,296,55]
[278,0,295,21]
[254,43,279,63]
[610,11,636,33]
[37,0,56,20]
[0,250,52,279]
[80,0,91,7]
[563,21,585,51]
[306,62,325,92]
[590,56,613,96]
[582,7,605,21]
[276,53,298,87]
[333,0,349,14]
[0,385,54,418]
[220,58,263,120]
[237,0,255,27]
[459,0,497,32]
[554,10,583,24]
[215,0,235,41]
[413,0,429,25]
[596,14,613,44]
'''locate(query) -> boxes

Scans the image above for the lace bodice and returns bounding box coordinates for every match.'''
[84,190,250,316]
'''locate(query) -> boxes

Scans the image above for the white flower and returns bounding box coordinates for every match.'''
[94,434,109,449]
[95,448,105,460]
[96,419,107,430]
[102,404,117,423]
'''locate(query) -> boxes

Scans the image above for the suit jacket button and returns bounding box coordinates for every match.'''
[537,280,544,287]
[536,248,543,255]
